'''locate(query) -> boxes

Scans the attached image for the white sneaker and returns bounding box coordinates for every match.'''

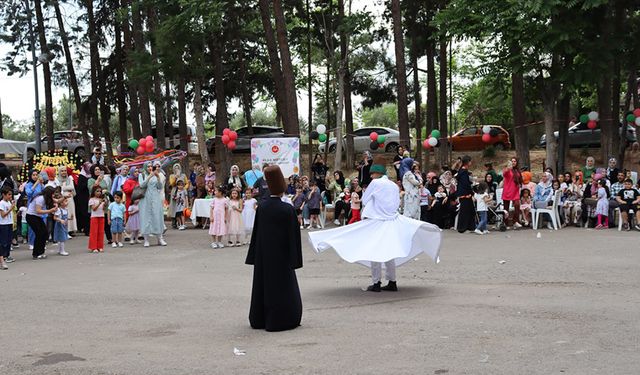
[235,242,241,247]
[58,251,69,256]
[29,245,34,250]
[547,222,554,230]
[143,241,150,247]
[483,230,490,234]
[158,238,167,246]
[474,229,484,235]
[211,242,218,249]
[179,225,186,230]
[334,219,340,225]
[118,242,124,248]
[300,225,304,229]
[218,242,225,248]
[1,261,7,270]
[514,222,523,229]
[112,242,118,248]
[315,224,322,229]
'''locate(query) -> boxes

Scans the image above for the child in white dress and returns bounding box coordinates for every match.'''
[242,188,257,245]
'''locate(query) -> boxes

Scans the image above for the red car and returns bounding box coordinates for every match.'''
[448,125,511,151]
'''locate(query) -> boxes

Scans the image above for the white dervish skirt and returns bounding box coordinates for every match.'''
[308,215,442,268]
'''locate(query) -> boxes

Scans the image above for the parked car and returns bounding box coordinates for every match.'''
[318,127,404,154]
[206,126,285,153]
[539,122,636,148]
[448,125,511,151]
[26,130,105,160]
[151,125,199,155]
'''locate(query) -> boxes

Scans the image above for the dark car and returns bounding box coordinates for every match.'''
[206,126,284,153]
[540,122,636,148]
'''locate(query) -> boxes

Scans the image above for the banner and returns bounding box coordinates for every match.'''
[250,137,300,178]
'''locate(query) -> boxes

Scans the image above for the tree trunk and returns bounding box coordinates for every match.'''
[115,17,128,152]
[391,0,410,149]
[212,40,230,174]
[438,38,448,166]
[34,0,55,151]
[193,78,210,166]
[148,7,165,150]
[613,54,624,168]
[556,93,570,174]
[53,0,90,151]
[306,0,313,174]
[98,69,113,163]
[426,40,437,167]
[341,0,354,170]
[599,76,615,165]
[272,0,300,136]
[122,0,141,140]
[131,1,152,136]
[411,36,422,162]
[85,0,100,142]
[257,0,289,132]
[166,81,174,148]
[511,69,530,168]
[541,94,558,173]
[0,99,3,138]
[177,76,189,165]
[237,39,253,135]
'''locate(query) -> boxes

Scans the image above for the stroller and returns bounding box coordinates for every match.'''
[487,201,508,232]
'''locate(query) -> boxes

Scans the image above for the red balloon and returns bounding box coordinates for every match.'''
[221,135,230,144]
[634,109,640,118]
[139,138,146,147]
[482,133,492,143]
[223,128,231,135]
[136,146,144,155]
[378,143,385,149]
[145,143,154,152]
[229,131,238,141]
[587,120,597,129]
[422,139,431,149]
[370,132,378,141]
[227,141,237,150]
[145,135,154,143]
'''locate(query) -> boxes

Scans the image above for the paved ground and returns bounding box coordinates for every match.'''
[1,226,639,375]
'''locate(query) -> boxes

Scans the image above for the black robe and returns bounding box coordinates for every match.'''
[245,196,303,332]
[74,174,90,235]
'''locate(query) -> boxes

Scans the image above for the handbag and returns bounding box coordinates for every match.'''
[131,186,147,201]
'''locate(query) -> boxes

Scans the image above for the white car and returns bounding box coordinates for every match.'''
[151,125,199,155]
[318,127,405,154]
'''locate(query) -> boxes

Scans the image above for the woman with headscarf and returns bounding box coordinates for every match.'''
[582,156,596,181]
[356,151,373,187]
[326,171,346,205]
[25,169,44,247]
[110,165,129,196]
[455,156,476,233]
[56,166,77,235]
[533,172,555,229]
[426,173,442,195]
[138,161,167,247]
[88,165,112,193]
[75,162,91,236]
[168,163,189,228]
[26,186,57,259]
[502,157,523,228]
[227,164,246,192]
[440,170,457,195]
[121,167,139,218]
[311,154,329,192]
[398,151,413,179]
[402,161,423,220]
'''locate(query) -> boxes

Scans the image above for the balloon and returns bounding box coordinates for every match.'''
[482,125,491,134]
[316,124,327,134]
[579,114,589,123]
[223,128,231,135]
[588,111,599,121]
[369,132,379,141]
[377,135,386,144]
[136,146,144,155]
[310,130,319,140]
[482,133,492,143]
[489,128,499,137]
[227,141,237,150]
[431,129,441,139]
[318,133,327,142]
[145,135,154,143]
[221,135,230,144]
[634,108,640,118]
[229,131,238,141]
[587,120,597,129]
[635,117,640,126]
[422,139,431,149]
[428,137,438,147]
[369,141,378,150]
[128,139,139,149]
[435,139,441,148]
[139,138,146,147]
[145,143,154,153]
[183,208,191,218]
[378,143,385,149]
[627,114,637,123]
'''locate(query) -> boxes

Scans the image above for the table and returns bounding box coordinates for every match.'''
[190,198,213,225]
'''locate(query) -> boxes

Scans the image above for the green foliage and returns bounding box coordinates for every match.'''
[229,108,279,129]
[1,115,33,141]
[360,103,398,129]
[482,145,496,158]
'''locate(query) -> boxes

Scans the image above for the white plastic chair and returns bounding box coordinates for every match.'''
[533,190,562,230]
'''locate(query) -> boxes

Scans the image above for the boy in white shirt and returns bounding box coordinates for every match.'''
[473,182,492,235]
[0,187,15,269]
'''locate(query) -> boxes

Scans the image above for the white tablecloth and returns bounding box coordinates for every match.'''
[190,198,213,224]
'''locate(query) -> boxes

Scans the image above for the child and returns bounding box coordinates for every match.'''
[431,185,448,229]
[88,186,106,253]
[242,188,257,244]
[174,180,188,230]
[474,182,491,235]
[348,191,361,224]
[520,188,532,226]
[53,197,70,256]
[209,187,228,249]
[108,191,126,248]
[19,195,28,244]
[418,184,431,222]
[227,189,245,246]
[0,187,15,269]
[292,187,305,228]
[595,179,610,229]
[126,199,141,244]
[615,178,640,230]
[305,182,322,229]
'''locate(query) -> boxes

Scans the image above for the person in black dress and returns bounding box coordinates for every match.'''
[246,165,303,332]
[356,151,373,187]
[75,162,91,236]
[456,155,476,233]
[311,154,328,193]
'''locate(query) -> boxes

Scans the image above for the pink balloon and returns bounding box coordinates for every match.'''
[229,131,238,141]
[422,139,431,149]
[136,146,144,155]
[221,135,230,145]
[223,128,231,135]
[369,132,378,141]
[634,108,640,118]
[227,141,236,150]
[145,135,154,143]
[587,120,597,129]
[145,143,154,152]
[482,133,492,143]
[139,139,147,148]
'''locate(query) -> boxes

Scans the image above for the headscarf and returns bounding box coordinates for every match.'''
[538,172,553,189]
[228,164,242,187]
[427,175,443,195]
[128,166,138,180]
[80,162,92,178]
[522,171,532,185]
[56,165,68,184]
[172,163,182,176]
[45,166,56,181]
[399,157,414,179]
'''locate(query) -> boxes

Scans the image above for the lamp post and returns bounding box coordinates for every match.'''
[25,0,42,153]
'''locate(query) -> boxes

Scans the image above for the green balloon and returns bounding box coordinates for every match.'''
[579,114,589,123]
[319,133,327,142]
[431,129,441,139]
[626,114,636,122]
[129,139,139,149]
[377,135,386,144]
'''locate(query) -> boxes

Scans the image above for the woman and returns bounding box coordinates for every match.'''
[75,163,91,236]
[426,173,442,195]
[350,177,363,196]
[121,167,140,217]
[582,156,596,181]
[56,166,77,235]
[168,163,188,228]
[0,163,15,193]
[502,157,523,228]
[484,173,497,198]
[26,186,57,259]
[227,164,245,192]
[25,169,44,247]
[440,170,456,195]
[402,161,423,220]
[326,171,347,204]
[110,165,129,196]
[455,156,475,233]
[311,154,329,192]
[356,151,373,187]
[533,172,555,229]
[88,165,112,193]
[564,172,583,226]
[138,161,167,247]
[327,171,349,225]
[392,146,405,182]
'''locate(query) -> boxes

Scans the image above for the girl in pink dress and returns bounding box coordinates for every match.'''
[226,189,245,246]
[209,187,228,249]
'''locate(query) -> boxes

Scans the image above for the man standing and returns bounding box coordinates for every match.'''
[246,165,303,331]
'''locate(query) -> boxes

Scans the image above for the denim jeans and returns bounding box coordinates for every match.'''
[476,211,487,231]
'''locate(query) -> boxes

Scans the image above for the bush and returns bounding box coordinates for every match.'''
[482,145,496,158]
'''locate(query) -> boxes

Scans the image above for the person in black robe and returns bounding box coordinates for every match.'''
[455,155,476,233]
[245,165,303,332]
[75,163,91,236]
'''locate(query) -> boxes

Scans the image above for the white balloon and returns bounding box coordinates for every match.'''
[428,137,438,147]
[588,111,599,121]
[635,117,640,126]
[316,124,327,134]
[482,125,491,134]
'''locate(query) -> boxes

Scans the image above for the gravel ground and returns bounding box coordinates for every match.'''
[1,226,639,375]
